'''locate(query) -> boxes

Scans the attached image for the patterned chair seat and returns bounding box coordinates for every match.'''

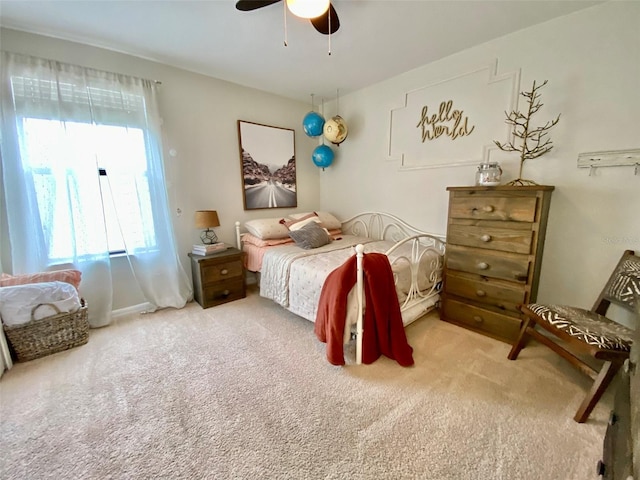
[509,251,639,423]
[526,304,633,352]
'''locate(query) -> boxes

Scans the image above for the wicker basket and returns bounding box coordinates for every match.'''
[2,299,89,362]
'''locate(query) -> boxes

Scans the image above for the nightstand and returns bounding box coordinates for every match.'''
[189,247,246,308]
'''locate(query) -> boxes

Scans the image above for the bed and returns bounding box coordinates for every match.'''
[235,212,446,364]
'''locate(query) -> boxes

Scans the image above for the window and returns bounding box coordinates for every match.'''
[19,118,156,262]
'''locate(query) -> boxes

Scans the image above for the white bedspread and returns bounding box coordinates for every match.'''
[260,234,440,325]
[260,235,372,309]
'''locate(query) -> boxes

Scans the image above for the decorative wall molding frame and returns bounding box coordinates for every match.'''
[387,60,521,170]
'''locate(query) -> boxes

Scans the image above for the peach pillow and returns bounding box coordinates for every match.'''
[0,269,82,290]
[241,233,295,248]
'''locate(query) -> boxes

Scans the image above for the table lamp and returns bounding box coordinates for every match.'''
[195,210,220,244]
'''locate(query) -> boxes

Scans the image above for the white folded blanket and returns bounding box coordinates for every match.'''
[0,281,81,326]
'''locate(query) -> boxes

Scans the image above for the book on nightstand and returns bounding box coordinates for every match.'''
[191,242,227,256]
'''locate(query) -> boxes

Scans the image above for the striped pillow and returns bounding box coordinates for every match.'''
[288,222,331,250]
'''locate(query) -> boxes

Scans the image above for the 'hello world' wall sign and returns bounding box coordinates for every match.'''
[388,60,521,169]
[416,100,475,142]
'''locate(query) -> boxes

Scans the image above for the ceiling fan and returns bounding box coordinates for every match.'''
[235,0,340,35]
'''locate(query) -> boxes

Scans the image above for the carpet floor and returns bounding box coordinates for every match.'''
[0,286,610,479]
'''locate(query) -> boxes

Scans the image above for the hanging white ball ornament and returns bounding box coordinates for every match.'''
[323,115,348,145]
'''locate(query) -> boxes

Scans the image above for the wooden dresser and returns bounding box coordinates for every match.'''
[189,247,246,308]
[440,185,554,343]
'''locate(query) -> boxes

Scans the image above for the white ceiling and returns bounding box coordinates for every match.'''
[0,0,602,103]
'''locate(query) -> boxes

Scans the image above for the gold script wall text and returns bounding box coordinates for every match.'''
[416,100,475,142]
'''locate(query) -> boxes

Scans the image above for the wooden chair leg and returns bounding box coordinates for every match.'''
[573,360,622,423]
[508,316,533,360]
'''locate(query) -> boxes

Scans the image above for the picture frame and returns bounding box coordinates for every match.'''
[237,120,297,210]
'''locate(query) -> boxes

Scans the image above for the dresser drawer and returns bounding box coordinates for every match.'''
[449,195,537,222]
[446,244,530,283]
[447,224,534,254]
[442,298,522,342]
[202,278,245,307]
[202,260,243,284]
[444,271,526,314]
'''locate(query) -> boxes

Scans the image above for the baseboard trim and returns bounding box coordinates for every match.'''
[112,302,154,318]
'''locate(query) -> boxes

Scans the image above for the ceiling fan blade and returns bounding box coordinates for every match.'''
[235,0,282,12]
[309,3,340,35]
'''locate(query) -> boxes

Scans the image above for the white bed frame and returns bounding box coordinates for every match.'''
[236,212,446,364]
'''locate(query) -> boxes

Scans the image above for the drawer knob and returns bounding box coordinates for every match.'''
[477,262,489,270]
[473,315,483,324]
[482,205,494,213]
[476,289,486,297]
[480,234,492,242]
[222,289,230,297]
[624,358,636,374]
[221,268,229,275]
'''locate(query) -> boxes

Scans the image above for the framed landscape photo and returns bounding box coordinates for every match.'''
[237,120,297,210]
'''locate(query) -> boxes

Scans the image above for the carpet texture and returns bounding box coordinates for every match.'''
[0,287,610,479]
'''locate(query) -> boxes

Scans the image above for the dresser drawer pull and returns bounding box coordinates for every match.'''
[477,262,489,270]
[482,205,494,213]
[222,289,230,297]
[220,268,229,275]
[473,315,483,324]
[480,234,492,242]
[476,289,486,297]
[624,358,636,374]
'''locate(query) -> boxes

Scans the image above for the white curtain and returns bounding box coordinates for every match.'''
[0,52,192,327]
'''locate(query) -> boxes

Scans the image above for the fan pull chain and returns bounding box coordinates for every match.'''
[283,0,288,47]
[328,9,331,55]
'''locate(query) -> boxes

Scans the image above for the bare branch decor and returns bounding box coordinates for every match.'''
[494,80,560,186]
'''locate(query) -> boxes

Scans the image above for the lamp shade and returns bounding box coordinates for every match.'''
[286,0,330,19]
[195,210,220,228]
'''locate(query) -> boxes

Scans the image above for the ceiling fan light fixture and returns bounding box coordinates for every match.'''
[286,0,330,19]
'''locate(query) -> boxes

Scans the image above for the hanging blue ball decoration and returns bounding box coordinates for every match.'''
[312,144,334,169]
[303,111,325,137]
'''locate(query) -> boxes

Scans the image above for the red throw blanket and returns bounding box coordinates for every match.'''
[314,252,414,367]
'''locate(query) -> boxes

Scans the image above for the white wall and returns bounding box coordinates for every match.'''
[319,1,640,317]
[0,28,320,309]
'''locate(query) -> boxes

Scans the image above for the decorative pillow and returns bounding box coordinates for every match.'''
[288,211,341,230]
[288,222,331,250]
[281,213,322,231]
[241,232,295,248]
[244,218,291,240]
[0,269,82,290]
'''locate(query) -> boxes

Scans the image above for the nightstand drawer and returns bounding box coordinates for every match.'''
[447,224,534,254]
[202,278,245,307]
[446,244,530,283]
[442,298,522,342]
[449,195,537,222]
[444,271,525,314]
[202,260,243,284]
